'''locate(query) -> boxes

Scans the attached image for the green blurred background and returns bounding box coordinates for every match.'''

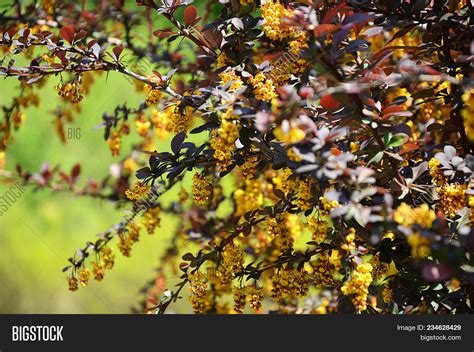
[0,0,207,313]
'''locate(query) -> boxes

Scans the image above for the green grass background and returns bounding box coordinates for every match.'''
[0,0,211,313]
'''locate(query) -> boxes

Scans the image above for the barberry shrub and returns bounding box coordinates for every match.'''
[0,0,473,314]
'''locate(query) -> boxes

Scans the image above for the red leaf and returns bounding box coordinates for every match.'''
[320,94,342,110]
[183,6,197,26]
[400,143,419,155]
[153,30,176,39]
[313,24,339,37]
[112,45,123,60]
[60,26,75,44]
[71,164,81,179]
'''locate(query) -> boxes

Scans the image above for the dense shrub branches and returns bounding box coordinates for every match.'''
[0,0,473,314]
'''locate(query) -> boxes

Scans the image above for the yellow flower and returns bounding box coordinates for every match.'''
[274,125,306,144]
[247,286,263,311]
[192,172,212,204]
[308,216,328,244]
[210,108,240,170]
[151,107,173,140]
[100,247,115,270]
[248,72,278,101]
[68,276,78,292]
[428,158,446,186]
[135,117,151,137]
[144,75,163,105]
[234,179,264,216]
[92,262,106,281]
[233,287,247,314]
[216,53,229,68]
[189,271,208,314]
[107,131,121,157]
[271,268,309,301]
[219,69,244,91]
[261,0,294,41]
[171,104,193,133]
[461,90,474,141]
[55,81,84,104]
[437,183,468,217]
[123,157,137,172]
[218,242,245,285]
[78,268,91,287]
[12,110,26,129]
[407,232,431,259]
[142,207,161,235]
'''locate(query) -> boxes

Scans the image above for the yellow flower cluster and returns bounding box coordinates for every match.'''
[107,131,121,157]
[248,72,278,101]
[233,287,247,313]
[239,156,258,179]
[55,81,84,104]
[144,75,163,105]
[260,0,294,41]
[247,286,264,311]
[91,261,105,281]
[210,106,240,170]
[78,268,90,287]
[266,214,295,252]
[428,158,447,186]
[311,252,336,287]
[341,262,373,312]
[382,285,392,304]
[127,222,141,243]
[307,216,328,244]
[393,203,436,228]
[461,90,474,140]
[118,233,133,257]
[341,228,357,252]
[369,253,390,281]
[41,0,55,13]
[274,125,306,144]
[386,87,412,108]
[218,242,244,285]
[273,168,316,210]
[68,277,78,291]
[100,247,115,270]
[437,183,467,217]
[271,268,309,301]
[321,196,340,212]
[232,285,264,313]
[125,181,150,200]
[135,117,151,137]
[171,104,192,133]
[189,271,208,314]
[407,232,431,258]
[150,108,171,140]
[142,207,161,235]
[192,172,212,204]
[219,69,244,92]
[234,179,264,216]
